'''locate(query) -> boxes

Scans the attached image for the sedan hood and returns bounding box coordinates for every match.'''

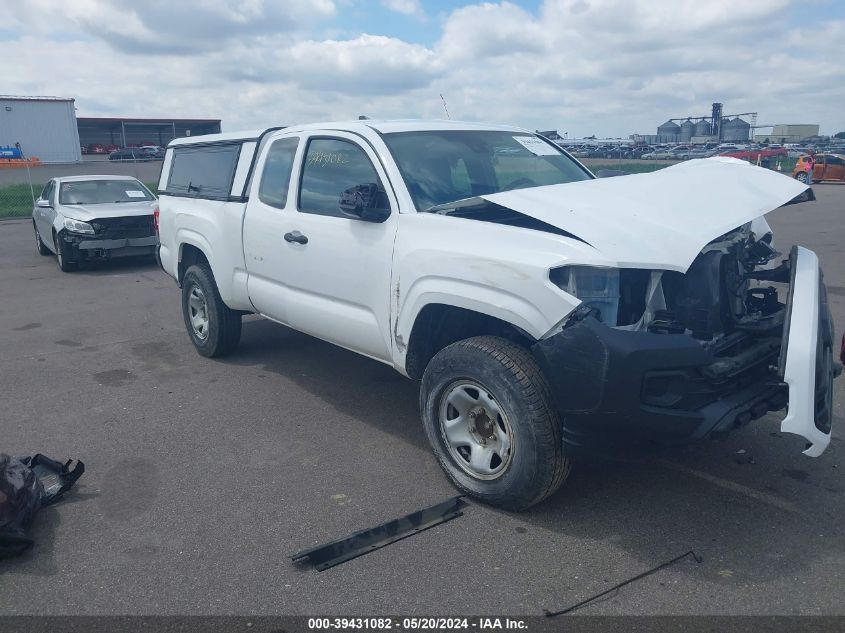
[59,201,156,221]
[480,157,808,272]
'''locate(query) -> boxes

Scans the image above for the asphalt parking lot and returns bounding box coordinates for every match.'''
[1,184,843,616]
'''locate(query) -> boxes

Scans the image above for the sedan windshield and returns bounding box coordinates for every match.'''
[59,180,154,204]
[381,130,592,211]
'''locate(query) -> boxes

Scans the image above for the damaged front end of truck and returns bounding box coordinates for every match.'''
[534,238,838,455]
[477,158,839,455]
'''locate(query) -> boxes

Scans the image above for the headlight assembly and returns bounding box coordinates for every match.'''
[550,265,620,325]
[63,217,95,234]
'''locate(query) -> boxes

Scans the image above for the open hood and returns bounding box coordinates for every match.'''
[59,200,157,221]
[478,157,808,272]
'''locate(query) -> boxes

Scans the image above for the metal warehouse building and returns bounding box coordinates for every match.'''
[0,95,82,163]
[77,117,221,150]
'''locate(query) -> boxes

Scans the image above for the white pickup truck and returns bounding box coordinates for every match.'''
[156,120,839,510]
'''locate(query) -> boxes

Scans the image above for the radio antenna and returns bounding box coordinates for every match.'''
[440,93,451,120]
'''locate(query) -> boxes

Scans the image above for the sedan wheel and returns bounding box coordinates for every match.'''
[34,222,50,255]
[53,232,78,272]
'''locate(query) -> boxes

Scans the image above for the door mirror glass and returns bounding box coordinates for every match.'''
[339,183,390,223]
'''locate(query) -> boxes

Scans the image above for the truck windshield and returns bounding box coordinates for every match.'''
[59,180,154,205]
[381,130,592,211]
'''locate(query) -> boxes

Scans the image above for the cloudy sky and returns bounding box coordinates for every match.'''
[3,0,844,137]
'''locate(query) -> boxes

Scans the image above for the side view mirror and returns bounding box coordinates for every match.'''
[338,183,390,223]
[36,198,51,208]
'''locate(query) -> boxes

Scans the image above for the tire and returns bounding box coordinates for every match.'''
[420,336,570,511]
[53,231,78,272]
[33,222,50,255]
[796,172,810,184]
[181,264,242,357]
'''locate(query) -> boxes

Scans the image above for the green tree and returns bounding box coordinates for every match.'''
[835,131,845,139]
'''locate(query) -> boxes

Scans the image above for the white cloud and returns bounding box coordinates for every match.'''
[381,0,425,19]
[1,0,843,136]
[4,0,337,52]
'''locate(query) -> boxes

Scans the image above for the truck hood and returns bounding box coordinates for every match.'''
[479,157,808,272]
[59,201,156,221]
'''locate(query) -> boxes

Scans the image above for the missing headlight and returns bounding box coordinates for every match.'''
[550,266,620,325]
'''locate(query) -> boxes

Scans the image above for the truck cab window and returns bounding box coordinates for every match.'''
[298,138,386,217]
[258,137,299,209]
[167,144,240,199]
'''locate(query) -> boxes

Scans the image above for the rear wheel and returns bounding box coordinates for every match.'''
[34,222,50,255]
[795,172,810,184]
[181,264,242,357]
[420,336,570,511]
[53,231,78,272]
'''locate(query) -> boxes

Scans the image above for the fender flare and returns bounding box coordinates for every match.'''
[176,230,214,277]
[394,276,568,367]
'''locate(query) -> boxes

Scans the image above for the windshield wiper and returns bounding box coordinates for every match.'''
[424,197,488,214]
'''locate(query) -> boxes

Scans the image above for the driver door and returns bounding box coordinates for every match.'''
[244,131,399,362]
[824,155,844,181]
[282,133,398,361]
[35,180,56,241]
[813,155,825,181]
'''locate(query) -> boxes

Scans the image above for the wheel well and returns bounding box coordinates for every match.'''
[178,244,209,284]
[404,304,534,380]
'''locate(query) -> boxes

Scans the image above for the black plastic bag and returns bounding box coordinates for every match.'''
[0,453,84,558]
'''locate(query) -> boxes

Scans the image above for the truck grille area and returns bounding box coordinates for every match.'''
[641,333,783,411]
[90,215,155,239]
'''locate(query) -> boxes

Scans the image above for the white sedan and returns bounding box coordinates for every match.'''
[32,175,158,272]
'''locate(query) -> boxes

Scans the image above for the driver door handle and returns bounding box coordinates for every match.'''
[284,231,308,245]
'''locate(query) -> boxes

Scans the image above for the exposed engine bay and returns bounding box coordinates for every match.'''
[618,223,784,340]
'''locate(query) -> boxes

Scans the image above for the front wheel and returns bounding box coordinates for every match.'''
[181,264,242,357]
[53,231,78,272]
[34,222,50,255]
[795,172,810,184]
[420,336,570,511]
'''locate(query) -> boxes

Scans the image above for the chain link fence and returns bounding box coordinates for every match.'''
[0,159,162,218]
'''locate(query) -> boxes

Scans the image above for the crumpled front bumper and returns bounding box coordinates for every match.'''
[61,233,157,259]
[532,245,838,455]
[778,246,838,456]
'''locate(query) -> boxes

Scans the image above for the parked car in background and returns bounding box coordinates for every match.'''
[32,175,158,271]
[108,148,153,162]
[642,148,674,159]
[793,153,845,184]
[138,146,165,159]
[722,147,788,162]
[105,144,120,153]
[87,144,106,154]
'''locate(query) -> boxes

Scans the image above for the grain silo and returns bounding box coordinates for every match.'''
[732,117,751,142]
[657,120,680,143]
[722,117,751,142]
[679,120,695,143]
[694,120,711,137]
